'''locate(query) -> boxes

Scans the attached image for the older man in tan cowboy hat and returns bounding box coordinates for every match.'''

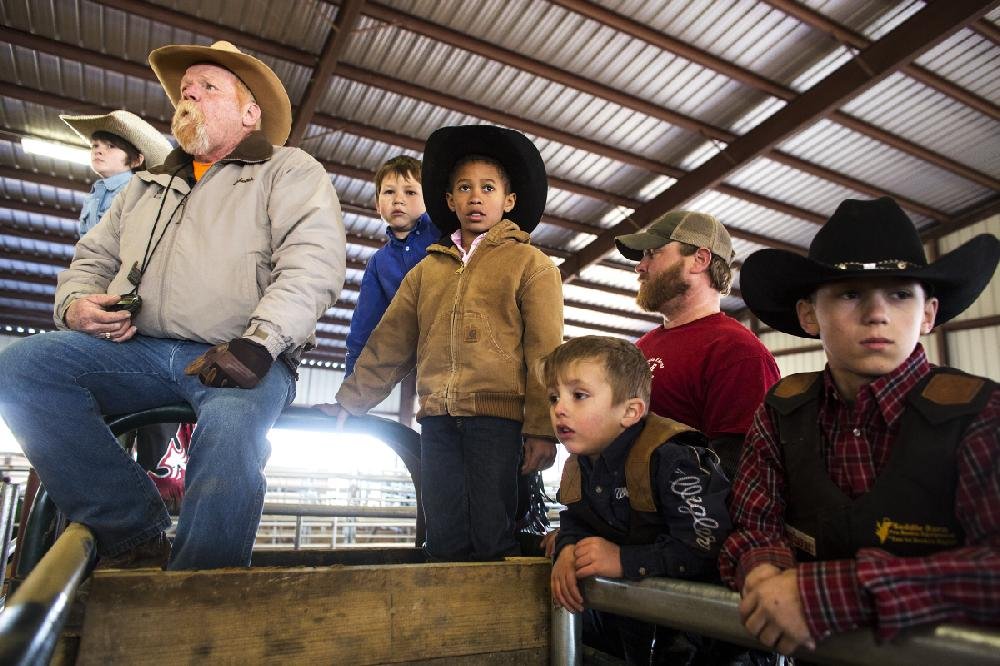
[0,41,346,570]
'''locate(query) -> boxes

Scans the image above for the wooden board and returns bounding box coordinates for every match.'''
[76,558,550,664]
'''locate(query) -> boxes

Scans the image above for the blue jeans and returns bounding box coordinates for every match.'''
[0,332,295,570]
[419,415,522,561]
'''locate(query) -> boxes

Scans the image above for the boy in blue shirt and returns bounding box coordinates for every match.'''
[345,155,436,376]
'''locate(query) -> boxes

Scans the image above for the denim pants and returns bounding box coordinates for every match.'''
[418,415,522,561]
[0,332,295,570]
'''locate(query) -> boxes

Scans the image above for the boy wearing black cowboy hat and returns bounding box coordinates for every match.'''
[325,125,564,561]
[719,197,1000,655]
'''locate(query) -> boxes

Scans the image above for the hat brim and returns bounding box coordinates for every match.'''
[615,231,670,261]
[741,234,1000,337]
[149,43,292,146]
[421,125,547,236]
[60,112,173,168]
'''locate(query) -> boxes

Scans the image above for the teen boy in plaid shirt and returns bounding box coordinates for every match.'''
[720,197,999,655]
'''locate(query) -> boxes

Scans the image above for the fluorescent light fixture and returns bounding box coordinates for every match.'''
[21,137,91,166]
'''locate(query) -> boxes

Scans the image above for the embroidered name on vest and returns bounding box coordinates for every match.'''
[234,177,255,184]
[874,517,959,547]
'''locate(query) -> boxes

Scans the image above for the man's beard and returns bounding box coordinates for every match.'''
[172,101,211,157]
[636,261,689,313]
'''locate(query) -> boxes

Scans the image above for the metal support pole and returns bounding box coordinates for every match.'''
[293,515,302,550]
[0,481,18,595]
[550,605,582,666]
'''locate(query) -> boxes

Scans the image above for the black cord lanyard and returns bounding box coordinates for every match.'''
[126,165,191,292]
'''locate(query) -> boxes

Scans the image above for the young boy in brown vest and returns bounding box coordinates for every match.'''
[721,197,1000,655]
[544,335,733,664]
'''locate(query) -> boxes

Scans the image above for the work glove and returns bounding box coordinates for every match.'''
[185,337,273,389]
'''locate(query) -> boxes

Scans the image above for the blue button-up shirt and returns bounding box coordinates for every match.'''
[78,170,133,237]
[345,212,438,375]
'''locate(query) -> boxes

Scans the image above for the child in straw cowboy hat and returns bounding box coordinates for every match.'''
[61,110,172,236]
[719,196,999,655]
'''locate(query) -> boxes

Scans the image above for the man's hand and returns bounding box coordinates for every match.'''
[184,338,273,389]
[572,536,622,579]
[522,437,557,473]
[551,544,584,612]
[739,567,815,655]
[65,295,136,342]
[315,403,351,430]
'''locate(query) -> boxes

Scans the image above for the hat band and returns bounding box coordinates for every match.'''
[831,259,921,271]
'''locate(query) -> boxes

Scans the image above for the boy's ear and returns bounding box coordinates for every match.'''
[621,398,646,428]
[445,192,456,212]
[921,296,939,335]
[796,298,821,336]
[131,154,145,170]
[503,192,516,213]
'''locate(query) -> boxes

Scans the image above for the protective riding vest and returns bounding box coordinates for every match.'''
[767,367,994,561]
[557,415,694,545]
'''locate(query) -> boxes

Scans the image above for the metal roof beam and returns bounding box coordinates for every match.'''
[762,0,1000,121]
[288,0,366,146]
[559,0,997,280]
[546,0,997,192]
[356,2,958,219]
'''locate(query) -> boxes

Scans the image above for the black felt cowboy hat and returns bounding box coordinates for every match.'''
[421,125,548,236]
[740,197,1000,338]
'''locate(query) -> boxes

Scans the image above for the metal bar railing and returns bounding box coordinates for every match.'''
[0,523,95,666]
[548,576,1000,666]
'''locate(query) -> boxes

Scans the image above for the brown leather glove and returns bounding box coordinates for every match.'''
[184,338,273,389]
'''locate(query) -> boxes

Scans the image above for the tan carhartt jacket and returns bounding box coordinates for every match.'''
[337,220,563,438]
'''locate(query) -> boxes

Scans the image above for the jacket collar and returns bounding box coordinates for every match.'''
[428,219,529,254]
[149,130,274,176]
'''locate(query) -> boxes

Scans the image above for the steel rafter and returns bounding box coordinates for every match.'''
[559,0,998,280]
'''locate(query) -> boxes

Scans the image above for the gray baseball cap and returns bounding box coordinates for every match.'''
[615,210,735,266]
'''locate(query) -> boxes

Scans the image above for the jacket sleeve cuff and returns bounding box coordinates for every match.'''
[619,544,660,579]
[737,547,797,590]
[797,559,872,640]
[243,320,290,359]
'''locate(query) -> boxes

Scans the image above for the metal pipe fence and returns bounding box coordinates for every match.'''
[549,576,1000,666]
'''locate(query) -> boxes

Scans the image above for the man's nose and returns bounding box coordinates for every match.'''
[181,84,199,101]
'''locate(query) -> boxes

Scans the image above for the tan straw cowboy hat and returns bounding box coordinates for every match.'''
[148,40,292,146]
[60,110,173,168]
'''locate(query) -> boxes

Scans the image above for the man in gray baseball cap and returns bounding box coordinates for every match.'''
[615,210,779,478]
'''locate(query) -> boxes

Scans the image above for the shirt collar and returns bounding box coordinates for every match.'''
[98,170,133,191]
[596,421,644,471]
[385,212,432,243]
[821,343,930,425]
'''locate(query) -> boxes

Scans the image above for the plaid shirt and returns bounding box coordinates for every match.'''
[719,345,1000,640]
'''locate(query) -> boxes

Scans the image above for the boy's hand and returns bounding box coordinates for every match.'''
[551,545,584,613]
[572,536,622,579]
[314,403,351,430]
[540,528,560,558]
[739,567,815,655]
[742,562,782,595]
[522,437,557,473]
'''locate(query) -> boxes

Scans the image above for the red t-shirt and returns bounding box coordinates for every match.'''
[636,312,780,439]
